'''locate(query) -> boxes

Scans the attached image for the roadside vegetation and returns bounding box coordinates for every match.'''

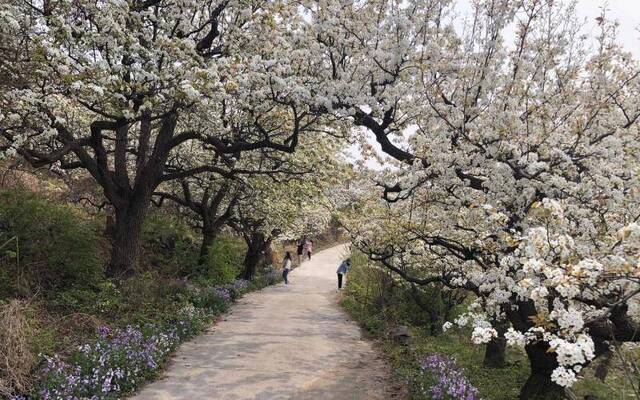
[0,184,305,399]
[340,251,639,400]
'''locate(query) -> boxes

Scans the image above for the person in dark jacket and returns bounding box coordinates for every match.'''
[336,258,352,289]
[296,237,305,264]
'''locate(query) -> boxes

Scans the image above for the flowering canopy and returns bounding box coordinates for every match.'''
[328,0,640,394]
[0,0,337,273]
[2,0,639,394]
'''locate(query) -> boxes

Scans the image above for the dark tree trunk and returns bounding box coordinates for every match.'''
[197,193,234,265]
[590,339,611,382]
[241,244,262,280]
[108,198,149,277]
[240,233,271,280]
[407,284,441,335]
[519,342,566,400]
[199,228,217,263]
[484,336,507,368]
[484,320,508,368]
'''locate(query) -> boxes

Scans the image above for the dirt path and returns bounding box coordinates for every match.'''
[133,245,400,400]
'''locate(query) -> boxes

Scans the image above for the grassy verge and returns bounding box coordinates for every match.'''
[339,251,637,400]
[6,269,283,400]
[0,188,287,399]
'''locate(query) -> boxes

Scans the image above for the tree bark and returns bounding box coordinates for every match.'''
[484,336,507,368]
[484,320,508,368]
[196,184,236,265]
[519,342,566,400]
[199,227,217,263]
[240,233,272,280]
[241,243,262,280]
[107,198,148,277]
[593,340,613,382]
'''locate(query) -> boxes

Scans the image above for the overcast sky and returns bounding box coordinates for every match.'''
[575,0,639,56]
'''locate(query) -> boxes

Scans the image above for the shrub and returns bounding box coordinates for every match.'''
[202,236,246,285]
[53,281,121,315]
[0,300,35,397]
[344,250,465,335]
[0,190,104,298]
[141,212,199,275]
[117,272,189,324]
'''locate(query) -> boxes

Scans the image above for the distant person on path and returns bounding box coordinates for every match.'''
[304,238,313,260]
[296,237,305,265]
[282,252,292,284]
[336,258,352,289]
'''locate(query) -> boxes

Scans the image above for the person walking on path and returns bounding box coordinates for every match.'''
[282,252,292,284]
[296,238,305,265]
[336,258,352,289]
[304,239,313,261]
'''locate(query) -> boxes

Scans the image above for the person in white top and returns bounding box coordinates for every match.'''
[282,251,292,284]
[303,238,313,260]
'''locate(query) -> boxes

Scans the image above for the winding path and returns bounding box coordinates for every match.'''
[133,245,399,400]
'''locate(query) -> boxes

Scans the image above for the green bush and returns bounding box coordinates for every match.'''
[141,212,200,276]
[340,295,385,334]
[202,236,246,285]
[141,213,247,284]
[0,190,104,298]
[344,250,465,335]
[53,281,121,315]
[117,272,190,325]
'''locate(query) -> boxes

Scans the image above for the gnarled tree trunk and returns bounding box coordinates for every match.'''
[107,196,150,277]
[519,342,566,400]
[198,217,218,263]
[484,319,508,368]
[240,232,272,280]
[198,215,229,264]
[241,243,262,280]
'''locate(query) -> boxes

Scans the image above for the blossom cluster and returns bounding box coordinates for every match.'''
[419,354,479,400]
[444,302,497,346]
[502,326,596,387]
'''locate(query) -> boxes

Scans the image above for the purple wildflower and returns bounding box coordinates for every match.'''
[420,354,480,400]
[35,308,211,399]
[97,326,110,338]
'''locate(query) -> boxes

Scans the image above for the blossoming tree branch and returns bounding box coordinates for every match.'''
[310,0,640,398]
[0,0,330,276]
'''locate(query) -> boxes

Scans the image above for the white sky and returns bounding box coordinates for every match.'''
[575,0,640,56]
